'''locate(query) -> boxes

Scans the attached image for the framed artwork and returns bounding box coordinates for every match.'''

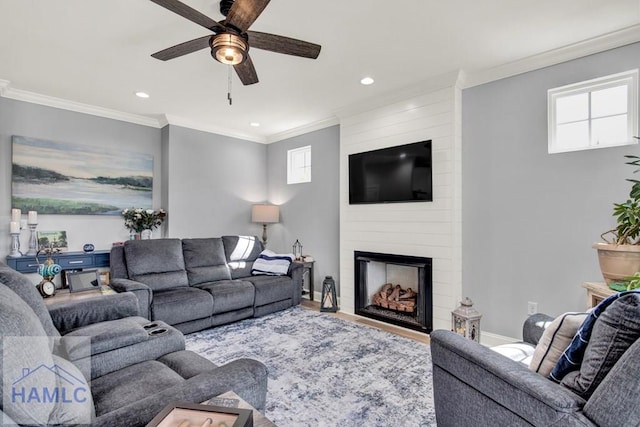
[37,230,68,252]
[11,135,153,215]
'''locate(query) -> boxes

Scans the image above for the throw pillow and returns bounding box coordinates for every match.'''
[560,292,640,399]
[251,250,294,276]
[529,312,588,376]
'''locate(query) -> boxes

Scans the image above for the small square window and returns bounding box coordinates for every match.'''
[548,69,638,153]
[287,145,311,184]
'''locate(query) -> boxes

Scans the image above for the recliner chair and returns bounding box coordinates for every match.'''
[0,262,268,427]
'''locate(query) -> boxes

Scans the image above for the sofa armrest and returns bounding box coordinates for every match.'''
[110,278,152,320]
[522,313,554,345]
[288,262,304,305]
[46,291,140,334]
[430,329,592,426]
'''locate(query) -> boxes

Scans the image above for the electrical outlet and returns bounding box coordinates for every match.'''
[527,301,538,316]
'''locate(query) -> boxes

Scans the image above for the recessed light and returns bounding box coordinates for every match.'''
[135,91,150,99]
[250,122,260,127]
[360,77,375,85]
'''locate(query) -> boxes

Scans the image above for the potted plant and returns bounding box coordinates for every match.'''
[593,137,640,284]
[122,208,167,239]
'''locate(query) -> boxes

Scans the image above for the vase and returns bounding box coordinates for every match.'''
[141,229,152,240]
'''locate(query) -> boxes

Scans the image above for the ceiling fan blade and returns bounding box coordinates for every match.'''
[248,31,321,59]
[150,0,225,32]
[151,35,211,60]
[225,0,270,32]
[234,55,259,85]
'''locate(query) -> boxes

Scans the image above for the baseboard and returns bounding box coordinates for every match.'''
[480,331,519,347]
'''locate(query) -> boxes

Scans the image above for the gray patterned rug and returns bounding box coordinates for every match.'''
[185,306,436,427]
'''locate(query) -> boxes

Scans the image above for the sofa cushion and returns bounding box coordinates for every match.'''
[0,283,57,425]
[529,312,588,376]
[124,239,189,291]
[222,235,263,279]
[0,264,60,337]
[251,250,294,276]
[244,275,294,306]
[491,342,535,365]
[91,360,185,416]
[560,293,640,398]
[183,238,232,285]
[196,280,255,314]
[152,287,213,325]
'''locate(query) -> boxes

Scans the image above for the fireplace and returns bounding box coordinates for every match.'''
[354,251,432,333]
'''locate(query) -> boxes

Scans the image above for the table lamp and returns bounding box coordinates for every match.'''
[251,204,280,247]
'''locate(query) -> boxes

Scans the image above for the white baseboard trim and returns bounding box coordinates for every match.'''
[480,331,519,347]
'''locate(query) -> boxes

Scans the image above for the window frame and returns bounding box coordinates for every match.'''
[287,145,312,184]
[548,69,639,154]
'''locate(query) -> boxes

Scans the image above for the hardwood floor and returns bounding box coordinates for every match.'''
[300,299,430,344]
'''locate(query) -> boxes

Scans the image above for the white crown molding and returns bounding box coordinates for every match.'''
[266,116,340,144]
[163,114,266,144]
[463,24,640,88]
[0,83,162,128]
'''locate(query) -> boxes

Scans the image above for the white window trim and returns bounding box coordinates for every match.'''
[287,145,311,184]
[548,69,639,154]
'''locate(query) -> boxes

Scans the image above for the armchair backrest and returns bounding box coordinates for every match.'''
[123,239,189,291]
[0,263,60,338]
[182,238,231,285]
[221,236,264,279]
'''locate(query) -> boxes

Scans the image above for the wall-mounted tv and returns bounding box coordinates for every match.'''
[349,140,432,204]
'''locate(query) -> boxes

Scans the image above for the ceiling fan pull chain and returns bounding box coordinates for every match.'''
[227,65,233,105]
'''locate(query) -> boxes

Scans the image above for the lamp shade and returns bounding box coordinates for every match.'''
[251,204,280,224]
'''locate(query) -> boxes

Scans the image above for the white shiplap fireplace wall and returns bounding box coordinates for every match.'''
[338,71,463,332]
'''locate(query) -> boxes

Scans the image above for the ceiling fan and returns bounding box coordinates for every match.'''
[149,0,322,86]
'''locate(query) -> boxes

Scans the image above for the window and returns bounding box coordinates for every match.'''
[548,69,638,153]
[287,145,311,184]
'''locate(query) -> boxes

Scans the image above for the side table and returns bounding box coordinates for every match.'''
[295,260,315,301]
[581,281,617,308]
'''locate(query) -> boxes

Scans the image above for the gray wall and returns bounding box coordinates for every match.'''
[164,125,268,238]
[462,42,640,338]
[0,97,162,258]
[267,125,340,297]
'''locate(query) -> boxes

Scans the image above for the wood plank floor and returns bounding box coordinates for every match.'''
[300,299,430,344]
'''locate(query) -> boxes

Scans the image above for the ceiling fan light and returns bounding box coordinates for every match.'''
[211,33,248,65]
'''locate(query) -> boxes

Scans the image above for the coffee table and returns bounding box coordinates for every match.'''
[208,391,277,427]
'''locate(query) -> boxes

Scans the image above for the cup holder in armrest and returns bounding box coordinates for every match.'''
[143,322,159,330]
[148,328,168,336]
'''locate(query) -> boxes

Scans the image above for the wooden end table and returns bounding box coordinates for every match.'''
[581,281,617,308]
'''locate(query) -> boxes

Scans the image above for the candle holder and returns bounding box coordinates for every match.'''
[9,232,22,257]
[26,223,38,256]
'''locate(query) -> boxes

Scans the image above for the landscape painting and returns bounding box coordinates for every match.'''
[12,136,153,215]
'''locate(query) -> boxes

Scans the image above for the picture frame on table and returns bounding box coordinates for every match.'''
[147,402,253,427]
[66,269,101,293]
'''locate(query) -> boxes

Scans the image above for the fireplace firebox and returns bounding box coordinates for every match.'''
[354,251,432,333]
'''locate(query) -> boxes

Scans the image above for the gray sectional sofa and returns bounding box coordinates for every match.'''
[110,235,303,333]
[0,261,268,427]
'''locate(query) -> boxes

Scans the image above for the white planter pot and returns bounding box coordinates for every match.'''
[593,242,640,283]
[140,229,152,240]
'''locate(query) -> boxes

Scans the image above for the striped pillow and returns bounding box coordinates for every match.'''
[251,250,294,276]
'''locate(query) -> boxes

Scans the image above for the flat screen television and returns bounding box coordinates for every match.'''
[349,140,432,204]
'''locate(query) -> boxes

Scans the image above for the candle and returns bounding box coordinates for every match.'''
[27,211,37,225]
[10,221,20,234]
[11,208,21,222]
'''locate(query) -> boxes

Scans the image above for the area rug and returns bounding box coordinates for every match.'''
[185,306,436,427]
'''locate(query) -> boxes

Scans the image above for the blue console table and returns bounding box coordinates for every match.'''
[6,250,110,274]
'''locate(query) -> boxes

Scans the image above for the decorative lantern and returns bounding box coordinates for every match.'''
[451,297,482,342]
[320,276,339,312]
[292,239,303,261]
